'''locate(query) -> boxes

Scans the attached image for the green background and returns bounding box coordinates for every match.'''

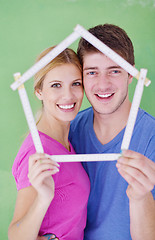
[0,0,155,238]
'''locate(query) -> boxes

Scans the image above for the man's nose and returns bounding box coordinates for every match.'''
[97,72,111,86]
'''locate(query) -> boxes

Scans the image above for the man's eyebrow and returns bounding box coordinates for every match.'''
[107,66,122,69]
[83,67,98,71]
[83,66,122,71]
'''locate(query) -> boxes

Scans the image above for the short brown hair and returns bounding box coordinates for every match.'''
[77,24,135,66]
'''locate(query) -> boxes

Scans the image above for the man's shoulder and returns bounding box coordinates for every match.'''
[139,109,155,128]
[136,109,155,147]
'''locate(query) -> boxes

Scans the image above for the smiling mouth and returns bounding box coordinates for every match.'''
[96,93,114,98]
[57,103,75,110]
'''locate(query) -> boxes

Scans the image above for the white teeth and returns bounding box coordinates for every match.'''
[97,93,113,98]
[58,104,74,109]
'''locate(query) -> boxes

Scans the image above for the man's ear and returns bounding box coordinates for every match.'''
[35,89,43,101]
[128,64,135,84]
[128,74,133,84]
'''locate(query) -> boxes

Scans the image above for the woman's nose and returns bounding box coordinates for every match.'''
[62,86,73,99]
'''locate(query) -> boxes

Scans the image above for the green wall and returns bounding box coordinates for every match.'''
[1,0,155,238]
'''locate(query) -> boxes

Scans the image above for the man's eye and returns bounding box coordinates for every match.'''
[111,70,121,74]
[88,71,96,75]
[51,83,61,88]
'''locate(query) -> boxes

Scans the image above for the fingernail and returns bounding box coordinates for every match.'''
[120,149,125,155]
[116,162,121,168]
[118,157,124,163]
[54,167,59,172]
[48,235,56,240]
[55,162,60,167]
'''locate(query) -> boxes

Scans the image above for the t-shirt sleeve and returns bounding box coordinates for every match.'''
[145,135,155,199]
[12,146,36,191]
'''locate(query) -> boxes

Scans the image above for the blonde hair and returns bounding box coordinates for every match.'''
[34,46,82,124]
[34,46,82,91]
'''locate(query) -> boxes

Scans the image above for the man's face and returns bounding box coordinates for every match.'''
[83,52,133,116]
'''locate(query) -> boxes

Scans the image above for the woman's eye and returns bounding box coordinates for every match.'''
[73,82,82,86]
[51,83,61,88]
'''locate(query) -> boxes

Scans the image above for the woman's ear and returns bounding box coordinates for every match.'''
[35,89,43,101]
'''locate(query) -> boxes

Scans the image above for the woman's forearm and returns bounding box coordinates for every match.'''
[8,196,51,240]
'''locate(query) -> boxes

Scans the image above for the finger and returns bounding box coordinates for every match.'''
[43,233,57,240]
[29,159,59,174]
[116,163,154,192]
[29,169,57,188]
[28,163,59,182]
[29,153,60,165]
[28,159,59,182]
[32,159,60,172]
[117,168,153,200]
[118,152,155,184]
[118,167,143,189]
[49,234,56,239]
[43,154,60,167]
[121,150,155,170]
[29,153,47,171]
[29,154,60,171]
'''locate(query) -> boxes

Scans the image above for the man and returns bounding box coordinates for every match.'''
[69,24,155,239]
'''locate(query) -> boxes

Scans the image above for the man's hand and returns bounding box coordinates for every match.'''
[116,149,155,200]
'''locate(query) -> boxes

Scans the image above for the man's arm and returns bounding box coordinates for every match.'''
[116,150,155,240]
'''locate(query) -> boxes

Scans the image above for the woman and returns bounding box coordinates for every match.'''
[8,47,90,240]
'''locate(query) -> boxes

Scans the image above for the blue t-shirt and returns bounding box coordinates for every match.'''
[69,107,155,240]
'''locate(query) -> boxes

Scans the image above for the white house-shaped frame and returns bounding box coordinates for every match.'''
[11,25,150,162]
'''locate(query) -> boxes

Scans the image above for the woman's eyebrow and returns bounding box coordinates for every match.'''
[49,80,61,83]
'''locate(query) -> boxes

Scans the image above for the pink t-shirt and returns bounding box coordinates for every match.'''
[12,132,90,240]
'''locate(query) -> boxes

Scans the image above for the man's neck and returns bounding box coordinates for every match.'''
[93,101,131,145]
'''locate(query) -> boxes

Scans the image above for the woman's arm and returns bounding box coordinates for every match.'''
[8,154,59,240]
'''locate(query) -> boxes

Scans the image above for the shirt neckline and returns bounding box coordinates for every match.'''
[88,108,144,153]
[38,131,74,154]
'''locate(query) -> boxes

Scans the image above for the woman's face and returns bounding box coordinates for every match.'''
[36,63,83,123]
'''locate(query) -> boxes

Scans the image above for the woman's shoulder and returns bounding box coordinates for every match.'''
[13,133,36,171]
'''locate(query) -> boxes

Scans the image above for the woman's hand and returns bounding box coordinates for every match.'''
[37,234,59,240]
[28,153,60,202]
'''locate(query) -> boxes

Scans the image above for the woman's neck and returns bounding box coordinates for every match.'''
[37,114,71,151]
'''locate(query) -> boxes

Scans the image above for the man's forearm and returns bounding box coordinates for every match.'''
[130,192,155,240]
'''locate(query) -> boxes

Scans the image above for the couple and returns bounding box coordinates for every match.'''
[8,24,155,240]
